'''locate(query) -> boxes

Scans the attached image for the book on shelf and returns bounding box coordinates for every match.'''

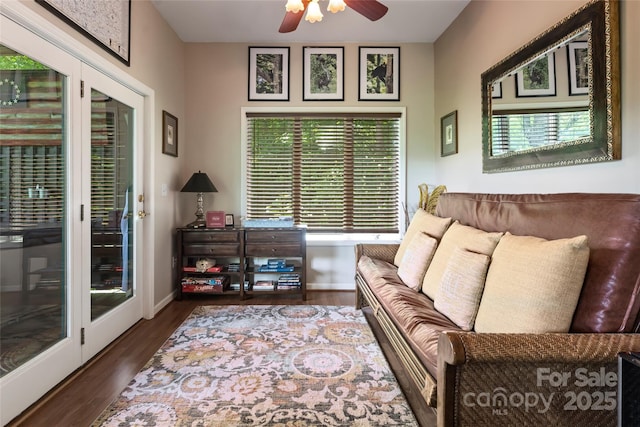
[182,283,224,293]
[258,265,295,272]
[276,283,301,290]
[252,280,276,290]
[228,282,250,291]
[183,265,223,273]
[182,275,229,286]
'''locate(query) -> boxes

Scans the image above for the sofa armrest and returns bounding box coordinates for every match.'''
[354,243,399,265]
[437,332,640,426]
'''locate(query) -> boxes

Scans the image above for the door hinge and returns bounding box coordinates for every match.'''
[81,327,85,345]
[80,204,85,221]
[80,80,84,98]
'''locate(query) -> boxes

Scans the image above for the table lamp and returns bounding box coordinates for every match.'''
[181,171,217,228]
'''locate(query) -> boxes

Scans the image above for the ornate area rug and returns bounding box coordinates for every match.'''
[93,305,417,426]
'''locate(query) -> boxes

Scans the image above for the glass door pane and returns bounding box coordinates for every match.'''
[0,46,67,376]
[90,89,133,320]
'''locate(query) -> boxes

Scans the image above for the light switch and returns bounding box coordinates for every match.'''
[161,183,168,197]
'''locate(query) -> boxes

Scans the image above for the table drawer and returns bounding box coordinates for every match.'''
[183,243,239,256]
[245,230,302,244]
[245,243,302,257]
[182,231,239,244]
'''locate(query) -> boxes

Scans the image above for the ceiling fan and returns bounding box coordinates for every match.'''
[279,0,388,33]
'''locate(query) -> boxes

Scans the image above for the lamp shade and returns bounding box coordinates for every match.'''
[180,171,217,193]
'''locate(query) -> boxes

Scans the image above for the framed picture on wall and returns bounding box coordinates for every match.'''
[515,52,556,97]
[568,41,589,95]
[303,46,344,101]
[491,81,502,99]
[162,110,178,157]
[248,47,290,101]
[36,0,131,66]
[358,47,400,101]
[441,110,458,157]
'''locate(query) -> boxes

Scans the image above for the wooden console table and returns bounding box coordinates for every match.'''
[176,227,306,300]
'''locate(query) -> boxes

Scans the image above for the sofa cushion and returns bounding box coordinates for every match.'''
[357,255,459,378]
[394,210,452,267]
[422,221,503,300]
[474,232,590,333]
[372,278,459,379]
[434,248,490,331]
[435,192,640,333]
[397,232,438,291]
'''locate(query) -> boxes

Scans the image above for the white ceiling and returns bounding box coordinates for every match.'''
[150,0,470,43]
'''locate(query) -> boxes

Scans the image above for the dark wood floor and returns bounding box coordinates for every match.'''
[8,291,436,426]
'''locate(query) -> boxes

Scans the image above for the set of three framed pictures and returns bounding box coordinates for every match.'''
[248,46,400,102]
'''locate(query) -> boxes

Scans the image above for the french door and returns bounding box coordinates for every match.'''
[80,65,144,360]
[0,15,145,424]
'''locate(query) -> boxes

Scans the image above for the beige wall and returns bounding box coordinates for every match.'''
[433,0,640,194]
[182,42,435,222]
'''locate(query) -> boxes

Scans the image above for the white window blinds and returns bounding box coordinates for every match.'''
[491,108,590,155]
[246,112,400,233]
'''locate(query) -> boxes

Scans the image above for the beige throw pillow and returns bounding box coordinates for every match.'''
[434,248,490,331]
[422,221,503,300]
[394,210,452,267]
[397,232,438,291]
[474,232,590,333]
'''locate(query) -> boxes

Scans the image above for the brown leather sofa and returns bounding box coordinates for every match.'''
[355,193,640,426]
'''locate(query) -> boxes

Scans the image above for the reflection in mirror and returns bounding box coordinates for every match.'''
[481,0,620,173]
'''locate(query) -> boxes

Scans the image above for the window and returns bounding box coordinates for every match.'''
[0,48,124,229]
[491,108,590,155]
[0,56,65,228]
[245,112,401,234]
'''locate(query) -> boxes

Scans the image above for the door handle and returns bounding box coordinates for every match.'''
[137,210,149,219]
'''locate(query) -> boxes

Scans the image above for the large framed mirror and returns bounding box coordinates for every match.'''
[481,0,620,173]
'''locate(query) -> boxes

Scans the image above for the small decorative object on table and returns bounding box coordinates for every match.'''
[206,211,225,228]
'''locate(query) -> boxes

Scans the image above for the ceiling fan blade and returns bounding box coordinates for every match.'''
[344,0,388,21]
[279,0,310,33]
[279,11,304,33]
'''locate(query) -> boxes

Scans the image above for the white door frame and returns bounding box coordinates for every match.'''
[0,3,156,423]
[1,1,155,321]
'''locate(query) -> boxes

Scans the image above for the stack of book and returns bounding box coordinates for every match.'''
[277,273,301,289]
[227,263,241,272]
[181,275,229,293]
[258,258,295,272]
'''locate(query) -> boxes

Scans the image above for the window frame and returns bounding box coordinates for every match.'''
[241,106,407,241]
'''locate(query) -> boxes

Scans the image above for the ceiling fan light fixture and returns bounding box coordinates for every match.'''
[285,0,305,13]
[305,0,323,23]
[327,0,346,13]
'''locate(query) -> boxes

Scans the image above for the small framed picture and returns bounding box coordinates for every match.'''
[491,81,502,99]
[206,211,226,228]
[516,52,556,97]
[303,46,344,101]
[358,47,400,101]
[162,110,178,157]
[248,47,289,101]
[441,110,458,157]
[567,41,589,95]
[225,214,235,227]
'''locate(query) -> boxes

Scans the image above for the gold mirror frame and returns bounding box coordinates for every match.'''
[481,0,620,173]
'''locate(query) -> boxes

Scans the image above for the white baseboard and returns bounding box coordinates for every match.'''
[307,282,355,291]
[152,290,176,318]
